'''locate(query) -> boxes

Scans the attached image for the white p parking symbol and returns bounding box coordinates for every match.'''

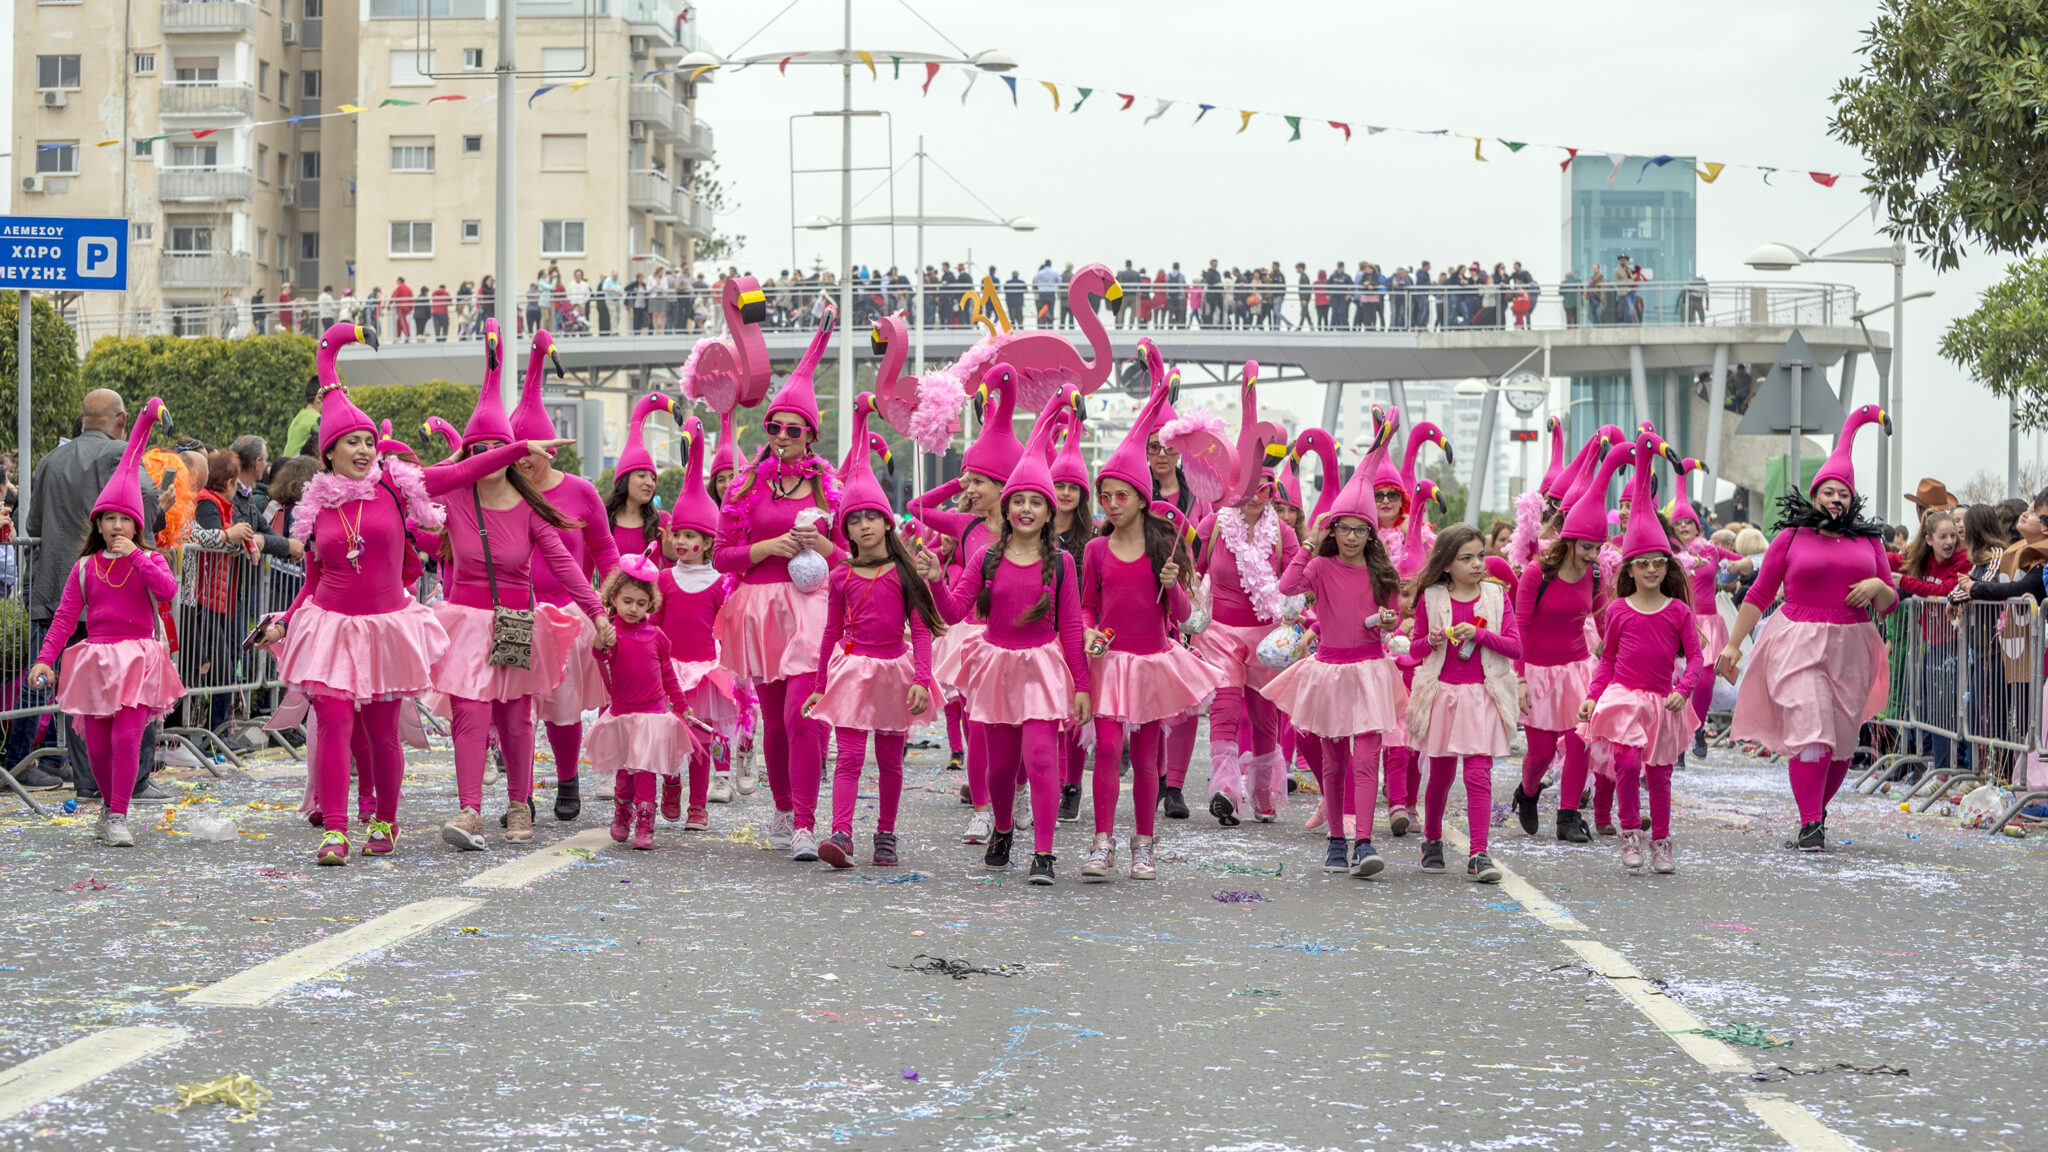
[77,237,115,278]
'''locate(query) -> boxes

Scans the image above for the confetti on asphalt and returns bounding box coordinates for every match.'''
[152,1073,273,1123]
[888,954,1026,981]
[1212,889,1270,903]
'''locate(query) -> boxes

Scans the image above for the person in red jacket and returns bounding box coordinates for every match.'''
[1892,509,1968,598]
[389,278,415,342]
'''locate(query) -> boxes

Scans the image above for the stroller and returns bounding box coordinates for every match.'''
[552,297,592,335]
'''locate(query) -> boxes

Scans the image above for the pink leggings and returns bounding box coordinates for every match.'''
[1424,755,1494,854]
[966,721,991,807]
[1092,719,1161,837]
[1788,748,1853,824]
[1163,714,1197,788]
[945,698,967,755]
[311,696,405,835]
[1062,728,1087,788]
[755,673,825,829]
[1207,685,1279,759]
[615,769,659,804]
[1520,727,1589,798]
[1381,744,1420,810]
[679,745,711,807]
[544,721,582,782]
[1610,746,1674,838]
[985,719,1060,854]
[75,707,150,818]
[1279,718,1298,767]
[830,728,906,836]
[1318,733,1384,840]
[450,695,537,811]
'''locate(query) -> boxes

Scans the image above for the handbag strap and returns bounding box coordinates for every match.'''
[472,485,501,610]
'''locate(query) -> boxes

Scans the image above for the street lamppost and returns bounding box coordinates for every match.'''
[683,16,1014,460]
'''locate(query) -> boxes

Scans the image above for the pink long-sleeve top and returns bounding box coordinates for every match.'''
[1409,587,1524,685]
[712,473,837,586]
[283,485,416,624]
[815,565,935,683]
[1081,537,1190,655]
[1685,543,1743,614]
[1278,552,1392,663]
[909,477,978,541]
[1196,513,1301,628]
[531,473,619,607]
[1512,561,1605,673]
[611,520,659,570]
[1586,598,1703,699]
[423,442,605,619]
[594,618,689,716]
[38,551,180,665]
[935,545,1090,692]
[652,565,726,664]
[1742,528,1897,625]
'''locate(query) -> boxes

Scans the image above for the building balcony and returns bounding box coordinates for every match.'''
[657,100,691,147]
[160,252,252,288]
[670,185,693,227]
[628,84,674,134]
[368,0,486,17]
[677,116,712,162]
[160,83,255,119]
[629,169,674,217]
[161,0,255,34]
[679,196,713,241]
[300,17,323,47]
[158,167,253,202]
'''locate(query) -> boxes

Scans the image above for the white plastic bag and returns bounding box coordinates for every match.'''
[187,812,240,842]
[1255,622,1314,670]
[787,507,831,594]
[1958,783,2014,830]
[1180,575,1213,636]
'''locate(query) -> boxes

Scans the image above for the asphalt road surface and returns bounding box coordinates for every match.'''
[0,728,2035,1151]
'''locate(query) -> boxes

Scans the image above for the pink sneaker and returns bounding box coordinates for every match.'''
[1304,798,1327,832]
[363,820,396,857]
[683,805,710,831]
[609,799,633,844]
[1619,828,1645,870]
[660,777,683,823]
[316,830,349,866]
[632,802,656,850]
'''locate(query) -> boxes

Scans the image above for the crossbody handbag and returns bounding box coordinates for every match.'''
[474,486,535,669]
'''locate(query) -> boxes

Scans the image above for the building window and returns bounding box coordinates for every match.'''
[259,62,270,94]
[541,220,586,257]
[389,221,434,257]
[539,133,587,172]
[170,142,220,169]
[461,219,481,243]
[37,56,82,90]
[390,49,436,87]
[390,137,435,172]
[134,54,156,77]
[276,234,291,267]
[36,143,79,175]
[255,144,267,179]
[278,71,290,104]
[300,152,321,181]
[540,46,586,74]
[463,48,483,69]
[133,222,155,245]
[302,71,321,100]
[302,0,323,15]
[255,227,267,262]
[174,59,220,84]
[463,135,483,156]
[168,224,216,255]
[300,233,320,261]
[135,139,156,159]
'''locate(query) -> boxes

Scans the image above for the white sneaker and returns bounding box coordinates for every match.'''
[706,772,735,805]
[93,810,110,842]
[962,810,993,844]
[1079,833,1115,881]
[790,826,819,862]
[733,744,760,795]
[103,814,136,848]
[768,809,795,850]
[1014,792,1034,831]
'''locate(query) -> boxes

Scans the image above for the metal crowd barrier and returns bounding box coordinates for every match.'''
[166,542,308,771]
[0,537,55,813]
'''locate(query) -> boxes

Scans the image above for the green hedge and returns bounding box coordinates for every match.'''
[0,295,86,458]
[81,332,314,456]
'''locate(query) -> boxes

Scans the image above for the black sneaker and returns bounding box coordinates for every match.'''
[1209,791,1240,828]
[1057,783,1082,823]
[1419,840,1446,873]
[1512,783,1542,835]
[554,775,582,822]
[499,797,537,829]
[1322,837,1350,872]
[1692,728,1709,760]
[1027,852,1056,885]
[1467,852,1503,883]
[129,781,173,804]
[1160,786,1190,820]
[983,828,1013,868]
[1556,809,1591,844]
[1349,839,1385,879]
[12,764,64,791]
[947,750,963,771]
[1788,820,1826,853]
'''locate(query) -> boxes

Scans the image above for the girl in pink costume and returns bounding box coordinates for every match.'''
[510,328,622,823]
[1269,454,1310,775]
[1719,405,1897,853]
[427,320,614,850]
[1050,414,1096,824]
[1668,458,1752,757]
[804,395,943,869]
[920,377,1092,886]
[700,407,757,801]
[1263,421,1407,878]
[651,419,738,825]
[712,307,842,862]
[592,556,696,851]
[1404,524,1521,883]
[1576,435,1704,873]
[605,393,678,566]
[28,398,182,849]
[265,324,451,863]
[1146,371,1213,823]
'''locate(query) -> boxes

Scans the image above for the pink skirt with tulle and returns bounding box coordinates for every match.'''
[56,638,183,718]
[1695,610,1730,666]
[536,612,611,725]
[675,659,738,735]
[1523,656,1597,733]
[587,709,694,777]
[275,599,449,703]
[1732,615,1887,755]
[715,579,827,684]
[931,620,985,697]
[429,600,587,703]
[1578,684,1698,776]
[1417,679,1511,758]
[809,650,938,733]
[1091,644,1229,725]
[956,641,1076,726]
[1260,655,1404,738]
[1192,619,1283,691]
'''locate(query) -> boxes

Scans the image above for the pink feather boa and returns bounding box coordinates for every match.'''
[1506,488,1548,570]
[677,337,717,406]
[1216,505,1287,624]
[289,458,446,542]
[1159,408,1229,451]
[908,373,970,455]
[718,449,844,546]
[924,332,1006,401]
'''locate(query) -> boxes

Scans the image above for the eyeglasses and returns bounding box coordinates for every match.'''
[1373,490,1403,504]
[1332,525,1372,539]
[1146,443,1177,456]
[1629,556,1669,569]
[762,421,810,438]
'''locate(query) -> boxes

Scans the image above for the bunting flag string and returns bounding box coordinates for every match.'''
[1559,146,1578,171]
[1472,137,1487,162]
[1071,87,1092,112]
[854,49,876,79]
[1040,80,1059,111]
[1145,99,1172,126]
[1285,115,1301,142]
[1329,120,1350,142]
[922,61,940,94]
[1696,161,1725,183]
[1117,93,1135,111]
[1002,75,1018,105]
[1195,104,1215,124]
[1237,109,1256,134]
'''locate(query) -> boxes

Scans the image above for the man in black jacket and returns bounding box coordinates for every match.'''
[1200,260,1223,327]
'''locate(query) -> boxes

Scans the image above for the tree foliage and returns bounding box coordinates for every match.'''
[0,295,86,459]
[1830,0,2048,270]
[690,160,746,268]
[81,332,314,454]
[1938,252,2048,430]
[347,381,479,466]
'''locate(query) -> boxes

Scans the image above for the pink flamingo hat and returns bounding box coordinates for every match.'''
[1050,406,1091,490]
[668,415,720,536]
[1398,477,1449,578]
[1539,415,1566,494]
[1273,453,1303,511]
[1399,420,1452,497]
[1560,438,1637,543]
[837,393,895,530]
[1001,379,1083,509]
[91,396,168,525]
[615,393,677,479]
[1559,424,1628,510]
[1666,457,1706,526]
[313,320,380,456]
[708,408,740,482]
[511,328,566,442]
[376,419,412,458]
[1096,340,1172,498]
[962,361,1025,484]
[420,416,462,458]
[1324,415,1401,527]
[1291,427,1341,523]
[463,319,516,448]
[1809,404,1891,498]
[1619,432,1680,560]
[765,302,835,430]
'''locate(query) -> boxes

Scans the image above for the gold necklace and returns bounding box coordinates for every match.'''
[340,499,367,569]
[92,550,132,587]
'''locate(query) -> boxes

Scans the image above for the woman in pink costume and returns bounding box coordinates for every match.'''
[920,378,1092,886]
[509,328,622,823]
[606,393,678,565]
[1403,524,1522,884]
[427,320,613,849]
[712,307,842,862]
[1268,454,1310,775]
[27,398,182,849]
[650,418,738,823]
[1049,411,1097,824]
[1576,435,1704,873]
[1718,406,1896,853]
[1668,458,1752,758]
[700,407,760,798]
[1263,421,1406,878]
[804,394,942,870]
[591,557,696,851]
[265,323,451,863]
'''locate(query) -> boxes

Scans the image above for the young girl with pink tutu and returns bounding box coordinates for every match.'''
[1404,523,1522,884]
[1667,460,1753,759]
[28,398,182,849]
[803,395,943,869]
[591,556,697,851]
[651,418,738,825]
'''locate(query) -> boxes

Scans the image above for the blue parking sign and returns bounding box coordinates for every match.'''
[0,215,128,291]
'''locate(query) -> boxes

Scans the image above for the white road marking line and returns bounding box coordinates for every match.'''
[183,897,480,1007]
[1565,940,1752,1073]
[1440,827,1589,930]
[0,1026,186,1121]
[461,827,614,889]
[1744,1093,1869,1151]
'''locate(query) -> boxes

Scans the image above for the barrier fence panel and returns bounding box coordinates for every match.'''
[0,538,54,812]
[164,544,304,771]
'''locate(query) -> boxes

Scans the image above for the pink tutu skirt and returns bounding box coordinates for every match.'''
[674,659,738,735]
[1417,680,1511,758]
[429,600,587,703]
[1192,619,1283,691]
[1577,684,1698,776]
[1260,655,1404,738]
[56,638,183,718]
[1733,616,1887,755]
[931,620,985,697]
[537,612,611,726]
[1523,656,1597,733]
[956,641,1076,726]
[587,709,694,777]
[1091,644,1228,725]
[275,599,449,703]
[715,579,826,684]
[809,650,938,733]
[1695,610,1730,665]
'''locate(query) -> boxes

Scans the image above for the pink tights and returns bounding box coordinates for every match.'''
[1557,738,1615,823]
[985,719,1060,854]
[615,769,658,804]
[830,727,906,836]
[755,673,825,829]
[1062,728,1087,788]
[1787,745,1852,824]
[1424,755,1494,854]
[1318,733,1384,840]
[1520,727,1588,799]
[966,721,991,807]
[1207,686,1279,759]
[311,696,405,835]
[1610,745,1674,839]
[450,695,536,811]
[544,721,582,782]
[75,707,149,818]
[1092,720,1161,837]
[945,698,967,755]
[1382,744,1420,810]
[1163,714,1197,788]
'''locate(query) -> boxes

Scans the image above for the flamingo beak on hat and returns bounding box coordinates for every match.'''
[1436,431,1454,465]
[355,324,379,351]
[1878,408,1893,435]
[549,349,566,380]
[657,393,676,415]
[485,329,501,372]
[1547,414,1560,433]
[973,382,989,421]
[1166,368,1181,403]
[1660,441,1682,467]
[1429,485,1448,515]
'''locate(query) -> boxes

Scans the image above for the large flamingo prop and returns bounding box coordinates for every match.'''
[926,262,1123,411]
[870,312,968,454]
[679,276,772,412]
